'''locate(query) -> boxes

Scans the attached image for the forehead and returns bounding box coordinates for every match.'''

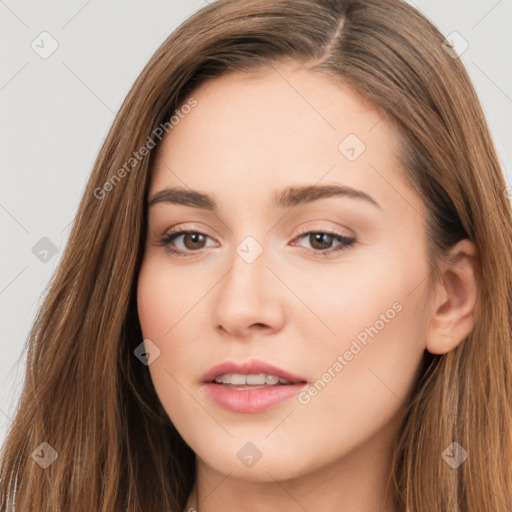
[155,62,389,165]
[148,62,421,221]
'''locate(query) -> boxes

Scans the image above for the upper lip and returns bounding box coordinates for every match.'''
[201,359,307,384]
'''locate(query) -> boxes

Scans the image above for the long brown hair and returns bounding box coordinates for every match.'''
[1,0,511,510]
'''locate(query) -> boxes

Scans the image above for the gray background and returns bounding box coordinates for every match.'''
[1,0,511,447]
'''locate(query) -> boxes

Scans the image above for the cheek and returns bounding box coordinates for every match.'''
[136,258,206,416]
[289,253,417,352]
[137,260,165,337]
[281,286,428,472]
[137,257,196,340]
[295,248,430,406]
[136,262,185,400]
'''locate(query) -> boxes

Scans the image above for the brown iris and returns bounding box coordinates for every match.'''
[308,232,334,251]
[182,232,207,250]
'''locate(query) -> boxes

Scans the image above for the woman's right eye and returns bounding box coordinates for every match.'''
[156,230,214,257]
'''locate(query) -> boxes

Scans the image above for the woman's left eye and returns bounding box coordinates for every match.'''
[293,231,356,257]
[156,229,356,258]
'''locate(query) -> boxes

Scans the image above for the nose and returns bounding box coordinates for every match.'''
[212,239,286,338]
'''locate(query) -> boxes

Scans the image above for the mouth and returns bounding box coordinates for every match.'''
[201,359,307,386]
[201,360,308,413]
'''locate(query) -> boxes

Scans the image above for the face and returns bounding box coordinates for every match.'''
[137,60,433,482]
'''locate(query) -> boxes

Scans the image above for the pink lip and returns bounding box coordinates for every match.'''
[201,359,308,414]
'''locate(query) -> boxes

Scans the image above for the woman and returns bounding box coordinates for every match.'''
[1,0,511,510]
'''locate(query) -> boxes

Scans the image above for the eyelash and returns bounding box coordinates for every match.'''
[155,226,356,259]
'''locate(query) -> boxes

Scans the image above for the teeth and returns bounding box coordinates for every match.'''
[213,373,293,385]
[265,375,279,385]
[247,374,266,385]
[231,373,246,385]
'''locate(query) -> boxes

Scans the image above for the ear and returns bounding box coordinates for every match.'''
[425,239,481,355]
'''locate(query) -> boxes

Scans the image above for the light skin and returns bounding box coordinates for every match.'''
[136,60,480,512]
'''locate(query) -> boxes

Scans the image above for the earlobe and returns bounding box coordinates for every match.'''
[425,239,481,355]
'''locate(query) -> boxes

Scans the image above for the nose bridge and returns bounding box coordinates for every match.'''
[226,233,271,298]
[212,232,284,334]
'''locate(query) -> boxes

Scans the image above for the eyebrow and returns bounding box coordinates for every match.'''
[148,184,381,211]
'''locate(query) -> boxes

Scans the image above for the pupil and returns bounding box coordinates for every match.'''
[312,233,332,250]
[186,233,204,248]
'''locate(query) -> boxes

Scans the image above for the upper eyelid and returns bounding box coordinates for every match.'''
[163,225,217,244]
[163,222,354,238]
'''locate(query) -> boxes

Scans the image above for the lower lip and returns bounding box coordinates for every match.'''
[203,382,307,413]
